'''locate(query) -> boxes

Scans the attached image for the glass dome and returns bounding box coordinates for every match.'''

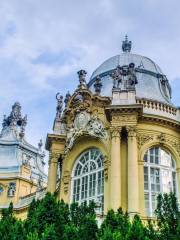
[88,51,172,105]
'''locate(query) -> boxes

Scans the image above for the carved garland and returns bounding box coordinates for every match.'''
[137,131,180,157]
[62,170,71,194]
[104,155,111,180]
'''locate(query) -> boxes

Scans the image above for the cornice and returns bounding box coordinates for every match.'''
[45,133,66,150]
[140,114,180,129]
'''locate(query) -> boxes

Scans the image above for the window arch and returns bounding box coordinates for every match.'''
[144,146,177,217]
[72,148,104,213]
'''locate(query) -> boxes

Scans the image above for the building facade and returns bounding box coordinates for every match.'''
[46,37,180,219]
[0,102,47,218]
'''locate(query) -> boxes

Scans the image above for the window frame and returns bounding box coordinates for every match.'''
[144,146,177,217]
[71,148,104,213]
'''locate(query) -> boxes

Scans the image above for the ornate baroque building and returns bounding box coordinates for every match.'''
[46,37,180,219]
[0,102,47,218]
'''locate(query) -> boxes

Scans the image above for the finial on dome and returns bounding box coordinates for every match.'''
[122,35,132,53]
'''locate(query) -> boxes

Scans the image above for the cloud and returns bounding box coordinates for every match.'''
[0,0,180,168]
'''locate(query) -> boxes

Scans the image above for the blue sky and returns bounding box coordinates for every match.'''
[0,0,180,166]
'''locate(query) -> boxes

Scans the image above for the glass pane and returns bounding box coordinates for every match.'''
[72,149,104,214]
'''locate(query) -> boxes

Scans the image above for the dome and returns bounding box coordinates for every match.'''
[90,53,163,80]
[88,38,172,105]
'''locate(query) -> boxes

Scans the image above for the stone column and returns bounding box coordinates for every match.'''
[47,152,60,193]
[110,127,121,211]
[127,126,139,215]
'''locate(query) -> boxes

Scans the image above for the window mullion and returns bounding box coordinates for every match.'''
[149,166,152,217]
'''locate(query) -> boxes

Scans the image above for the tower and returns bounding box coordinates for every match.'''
[0,102,47,218]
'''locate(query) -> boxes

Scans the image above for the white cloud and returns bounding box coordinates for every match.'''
[0,0,179,159]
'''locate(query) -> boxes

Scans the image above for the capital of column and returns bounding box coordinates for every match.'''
[110,126,122,139]
[126,126,137,138]
[49,152,61,164]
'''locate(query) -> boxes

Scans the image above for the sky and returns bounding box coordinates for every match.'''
[0,0,180,167]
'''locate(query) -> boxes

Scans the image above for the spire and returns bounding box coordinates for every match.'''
[1,102,27,139]
[122,35,132,53]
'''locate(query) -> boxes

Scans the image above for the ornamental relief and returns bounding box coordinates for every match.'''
[62,170,71,194]
[110,126,121,138]
[104,155,111,180]
[137,131,180,157]
[65,112,109,154]
[137,134,154,149]
[112,115,137,124]
[49,152,61,163]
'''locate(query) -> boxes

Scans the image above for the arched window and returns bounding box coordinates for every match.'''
[72,148,104,213]
[144,146,177,216]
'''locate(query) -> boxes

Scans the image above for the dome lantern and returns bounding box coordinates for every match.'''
[122,35,132,53]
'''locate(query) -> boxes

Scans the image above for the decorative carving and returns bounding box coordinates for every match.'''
[56,93,63,119]
[49,152,61,163]
[64,91,71,107]
[110,126,121,138]
[62,170,70,194]
[87,116,108,140]
[65,114,108,153]
[157,133,166,144]
[171,140,180,156]
[94,76,103,95]
[8,182,16,197]
[111,63,137,91]
[77,69,87,87]
[137,134,154,149]
[158,74,172,99]
[38,139,43,151]
[104,155,110,180]
[111,65,123,89]
[127,126,137,137]
[112,114,137,123]
[1,102,27,139]
[74,111,90,130]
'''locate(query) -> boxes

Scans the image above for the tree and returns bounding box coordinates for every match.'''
[155,192,180,240]
[0,202,25,240]
[99,208,130,239]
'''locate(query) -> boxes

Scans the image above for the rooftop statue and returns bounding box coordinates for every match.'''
[56,93,63,119]
[64,91,71,107]
[111,63,138,91]
[77,69,87,87]
[94,76,103,95]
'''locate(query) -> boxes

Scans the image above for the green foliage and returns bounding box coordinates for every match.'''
[155,192,180,240]
[0,192,180,239]
[0,202,25,240]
